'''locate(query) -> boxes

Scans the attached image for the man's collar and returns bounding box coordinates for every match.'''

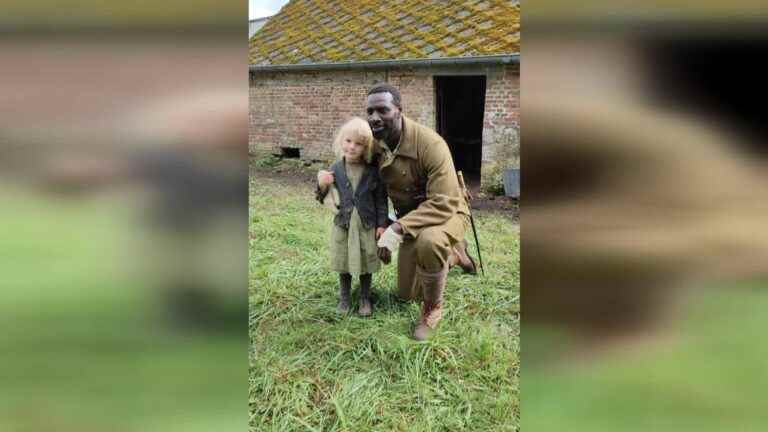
[387,116,417,159]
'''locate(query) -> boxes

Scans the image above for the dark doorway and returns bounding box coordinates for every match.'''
[435,76,486,187]
[646,39,768,156]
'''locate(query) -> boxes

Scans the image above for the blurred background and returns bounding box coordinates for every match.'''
[1,1,248,431]
[5,0,768,430]
[522,1,768,431]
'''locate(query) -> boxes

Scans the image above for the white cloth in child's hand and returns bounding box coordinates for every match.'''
[322,185,341,215]
[317,170,334,187]
[377,226,403,252]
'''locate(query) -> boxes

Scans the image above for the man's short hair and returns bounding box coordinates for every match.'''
[367,83,402,109]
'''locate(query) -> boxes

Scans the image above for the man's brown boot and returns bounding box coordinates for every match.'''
[337,273,352,314]
[358,273,372,317]
[450,239,477,275]
[412,265,447,341]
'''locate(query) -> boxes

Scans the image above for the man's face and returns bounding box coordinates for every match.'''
[366,92,402,142]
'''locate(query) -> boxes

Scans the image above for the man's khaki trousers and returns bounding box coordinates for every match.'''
[396,213,469,300]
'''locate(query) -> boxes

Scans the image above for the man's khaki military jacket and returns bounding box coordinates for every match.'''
[376,116,469,237]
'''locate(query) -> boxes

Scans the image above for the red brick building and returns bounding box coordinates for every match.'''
[249,0,520,187]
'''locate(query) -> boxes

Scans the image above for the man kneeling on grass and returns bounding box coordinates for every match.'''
[369,83,477,341]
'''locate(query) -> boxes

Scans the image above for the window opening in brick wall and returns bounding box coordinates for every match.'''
[435,75,486,187]
[281,147,301,158]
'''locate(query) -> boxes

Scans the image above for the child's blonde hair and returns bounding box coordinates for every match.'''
[332,117,375,164]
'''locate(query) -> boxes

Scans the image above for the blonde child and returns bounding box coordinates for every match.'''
[316,117,388,316]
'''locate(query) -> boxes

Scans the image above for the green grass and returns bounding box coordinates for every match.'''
[522,280,768,432]
[249,174,520,431]
[0,186,245,432]
[252,155,282,169]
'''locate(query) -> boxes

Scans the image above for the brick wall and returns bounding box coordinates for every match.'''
[387,70,435,129]
[249,63,519,185]
[483,63,520,164]
[480,64,520,188]
[249,70,384,160]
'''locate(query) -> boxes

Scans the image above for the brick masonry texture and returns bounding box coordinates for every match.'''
[482,63,519,164]
[249,64,519,179]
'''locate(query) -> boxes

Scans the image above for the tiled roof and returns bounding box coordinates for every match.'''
[249,0,520,66]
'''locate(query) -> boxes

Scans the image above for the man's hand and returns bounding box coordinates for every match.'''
[377,224,404,252]
[376,228,389,263]
[463,188,473,202]
[377,247,391,264]
[317,170,334,188]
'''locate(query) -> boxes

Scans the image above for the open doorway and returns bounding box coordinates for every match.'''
[647,39,768,157]
[435,75,486,188]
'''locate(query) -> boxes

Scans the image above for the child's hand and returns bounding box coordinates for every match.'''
[376,227,385,240]
[317,170,334,187]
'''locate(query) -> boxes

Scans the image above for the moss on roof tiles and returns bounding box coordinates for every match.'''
[250,0,519,66]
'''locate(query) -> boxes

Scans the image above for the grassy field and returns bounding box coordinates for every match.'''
[523,280,768,432]
[0,185,246,432]
[249,172,520,431]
